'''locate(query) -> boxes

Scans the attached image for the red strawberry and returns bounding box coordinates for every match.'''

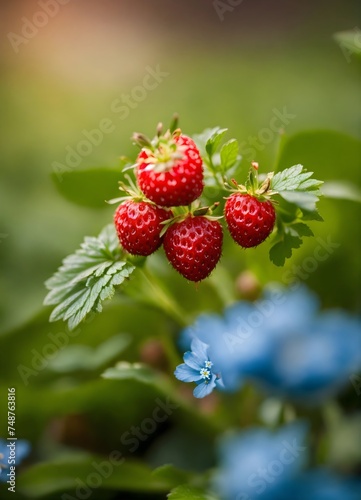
[225,193,275,248]
[114,201,170,256]
[136,134,203,207]
[163,215,223,282]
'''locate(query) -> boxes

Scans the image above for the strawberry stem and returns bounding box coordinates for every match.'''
[139,267,190,327]
[169,113,179,133]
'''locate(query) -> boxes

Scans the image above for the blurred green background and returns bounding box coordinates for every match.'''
[0,0,360,498]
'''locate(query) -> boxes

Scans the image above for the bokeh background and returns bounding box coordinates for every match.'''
[0,1,360,499]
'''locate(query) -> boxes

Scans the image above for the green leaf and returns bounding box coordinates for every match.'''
[168,485,219,500]
[47,334,130,373]
[220,139,239,172]
[269,232,303,266]
[152,464,194,486]
[205,128,228,157]
[192,128,220,157]
[52,167,124,208]
[102,361,162,385]
[44,225,136,330]
[277,190,320,212]
[272,165,322,192]
[301,210,324,222]
[321,181,361,203]
[18,455,184,498]
[271,164,323,212]
[289,222,314,238]
[275,130,361,178]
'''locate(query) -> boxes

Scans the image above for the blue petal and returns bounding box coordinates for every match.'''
[193,374,217,398]
[190,338,209,360]
[184,351,203,370]
[0,439,31,483]
[174,364,202,382]
[14,440,31,463]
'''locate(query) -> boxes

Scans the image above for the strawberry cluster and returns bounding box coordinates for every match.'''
[113,124,275,283]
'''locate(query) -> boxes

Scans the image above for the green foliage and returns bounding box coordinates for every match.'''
[102,361,165,386]
[168,485,219,499]
[52,167,124,208]
[204,128,228,157]
[47,334,130,373]
[271,164,323,211]
[275,130,361,179]
[265,161,324,265]
[18,456,190,497]
[2,22,361,500]
[220,139,239,173]
[193,127,241,194]
[44,225,136,330]
[321,181,361,203]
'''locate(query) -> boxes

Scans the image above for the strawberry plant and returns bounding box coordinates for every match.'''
[44,116,324,330]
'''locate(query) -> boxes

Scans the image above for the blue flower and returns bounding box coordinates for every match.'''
[0,439,31,482]
[213,422,309,500]
[278,470,361,500]
[178,285,361,402]
[258,311,361,402]
[174,338,222,398]
[213,425,361,500]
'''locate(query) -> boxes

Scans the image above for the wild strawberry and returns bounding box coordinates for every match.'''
[136,133,203,207]
[114,201,170,256]
[163,215,223,282]
[225,193,275,248]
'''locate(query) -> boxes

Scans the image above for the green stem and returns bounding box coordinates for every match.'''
[139,267,190,327]
[205,155,225,191]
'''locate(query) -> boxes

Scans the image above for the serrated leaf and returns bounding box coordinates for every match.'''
[277,190,320,211]
[301,210,324,222]
[271,165,323,192]
[168,484,219,500]
[269,233,303,266]
[220,139,239,172]
[205,128,228,157]
[271,164,323,212]
[289,223,314,237]
[44,225,136,330]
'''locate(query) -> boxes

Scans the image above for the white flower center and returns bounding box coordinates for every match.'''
[200,368,211,380]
